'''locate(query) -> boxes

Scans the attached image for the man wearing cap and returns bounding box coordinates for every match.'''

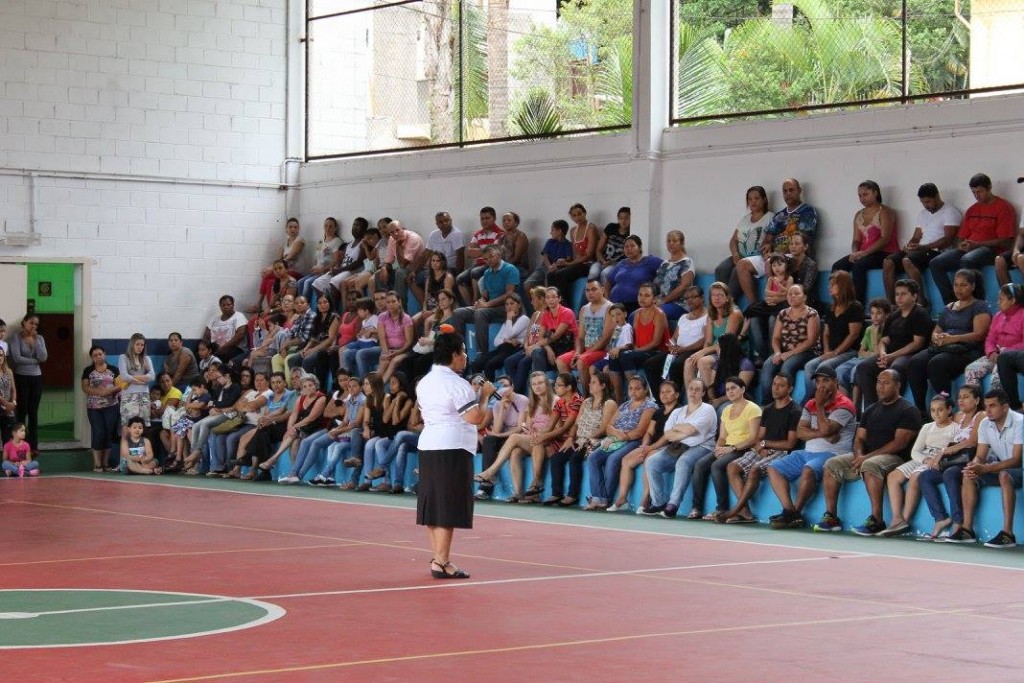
[765,365,857,529]
[813,368,921,535]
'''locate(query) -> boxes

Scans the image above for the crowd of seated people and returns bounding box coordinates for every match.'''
[82,172,1024,547]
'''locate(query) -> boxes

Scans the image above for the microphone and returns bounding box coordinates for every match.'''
[1018,177,1024,183]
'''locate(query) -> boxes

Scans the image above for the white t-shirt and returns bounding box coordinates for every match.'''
[978,410,1024,463]
[664,402,718,450]
[673,312,707,349]
[736,212,772,258]
[208,312,248,347]
[426,228,467,266]
[417,365,479,454]
[916,203,963,245]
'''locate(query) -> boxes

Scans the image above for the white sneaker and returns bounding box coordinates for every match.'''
[277,475,300,484]
[606,502,627,512]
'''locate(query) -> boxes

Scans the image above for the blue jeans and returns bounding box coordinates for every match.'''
[296,273,319,302]
[340,341,379,376]
[928,246,994,304]
[803,350,858,399]
[760,350,815,402]
[380,430,419,485]
[209,424,255,471]
[189,413,231,454]
[919,463,965,524]
[586,440,640,505]
[645,445,713,508]
[505,348,553,394]
[3,460,38,474]
[362,435,394,482]
[318,431,364,482]
[288,429,333,479]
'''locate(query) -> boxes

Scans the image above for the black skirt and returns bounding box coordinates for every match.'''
[416,448,475,529]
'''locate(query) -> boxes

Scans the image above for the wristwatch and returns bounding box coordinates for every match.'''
[759,440,767,449]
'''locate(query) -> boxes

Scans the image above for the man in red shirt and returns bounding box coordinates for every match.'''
[456,207,504,304]
[929,173,1017,303]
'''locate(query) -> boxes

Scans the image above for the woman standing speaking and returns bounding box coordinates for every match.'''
[416,324,495,579]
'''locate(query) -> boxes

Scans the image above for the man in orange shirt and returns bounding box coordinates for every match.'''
[929,173,1017,304]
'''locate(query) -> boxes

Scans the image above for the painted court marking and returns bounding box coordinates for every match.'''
[0,589,285,649]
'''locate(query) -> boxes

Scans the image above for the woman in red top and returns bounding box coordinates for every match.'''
[609,283,668,401]
[547,203,598,309]
[509,288,578,394]
[259,375,326,473]
[831,180,898,303]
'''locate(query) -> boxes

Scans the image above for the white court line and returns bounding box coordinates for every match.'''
[49,475,1024,574]
[253,554,865,601]
[0,556,857,620]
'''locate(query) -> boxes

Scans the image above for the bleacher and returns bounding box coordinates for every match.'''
[100,258,1021,540]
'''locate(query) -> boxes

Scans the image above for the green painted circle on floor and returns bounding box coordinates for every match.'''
[0,589,284,648]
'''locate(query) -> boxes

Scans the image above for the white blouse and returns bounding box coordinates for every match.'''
[417,365,479,454]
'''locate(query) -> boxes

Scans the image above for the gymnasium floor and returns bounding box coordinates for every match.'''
[2,474,1023,682]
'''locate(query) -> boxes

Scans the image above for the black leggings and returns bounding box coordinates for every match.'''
[14,374,43,451]
[549,446,586,499]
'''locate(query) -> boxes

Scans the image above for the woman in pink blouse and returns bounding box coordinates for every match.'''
[508,287,578,394]
[963,283,1024,389]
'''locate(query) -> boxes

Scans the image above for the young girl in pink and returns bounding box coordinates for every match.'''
[3,423,39,477]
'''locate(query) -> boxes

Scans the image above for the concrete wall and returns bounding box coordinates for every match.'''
[298,94,1024,271]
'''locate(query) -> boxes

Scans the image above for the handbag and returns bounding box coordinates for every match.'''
[212,415,245,434]
[927,342,972,356]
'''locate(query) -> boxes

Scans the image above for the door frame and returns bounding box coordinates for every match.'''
[0,257,92,449]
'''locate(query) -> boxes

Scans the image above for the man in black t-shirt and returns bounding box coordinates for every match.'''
[853,279,933,409]
[716,373,802,523]
[814,369,921,535]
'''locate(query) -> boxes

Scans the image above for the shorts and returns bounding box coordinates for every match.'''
[119,393,151,426]
[743,255,767,277]
[887,248,939,270]
[895,460,928,478]
[823,453,904,482]
[735,448,788,478]
[768,449,836,482]
[972,468,1023,488]
[556,349,605,370]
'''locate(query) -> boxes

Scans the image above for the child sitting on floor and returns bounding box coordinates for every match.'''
[3,423,39,477]
[119,416,161,475]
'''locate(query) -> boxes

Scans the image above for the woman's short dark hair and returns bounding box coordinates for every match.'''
[724,376,746,390]
[624,235,642,250]
[433,331,466,366]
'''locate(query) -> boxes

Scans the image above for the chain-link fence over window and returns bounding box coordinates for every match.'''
[306,0,634,159]
[672,0,1024,124]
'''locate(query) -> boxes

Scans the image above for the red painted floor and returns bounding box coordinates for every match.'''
[1,478,1023,682]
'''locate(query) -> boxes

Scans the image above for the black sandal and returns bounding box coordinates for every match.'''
[430,559,470,580]
[523,483,544,497]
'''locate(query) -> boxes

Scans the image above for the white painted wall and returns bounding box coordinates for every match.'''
[299,94,1024,275]
[0,0,290,340]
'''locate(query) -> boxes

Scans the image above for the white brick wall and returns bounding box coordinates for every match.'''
[0,0,289,340]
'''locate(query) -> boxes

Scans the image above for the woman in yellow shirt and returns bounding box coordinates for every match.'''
[688,377,762,520]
